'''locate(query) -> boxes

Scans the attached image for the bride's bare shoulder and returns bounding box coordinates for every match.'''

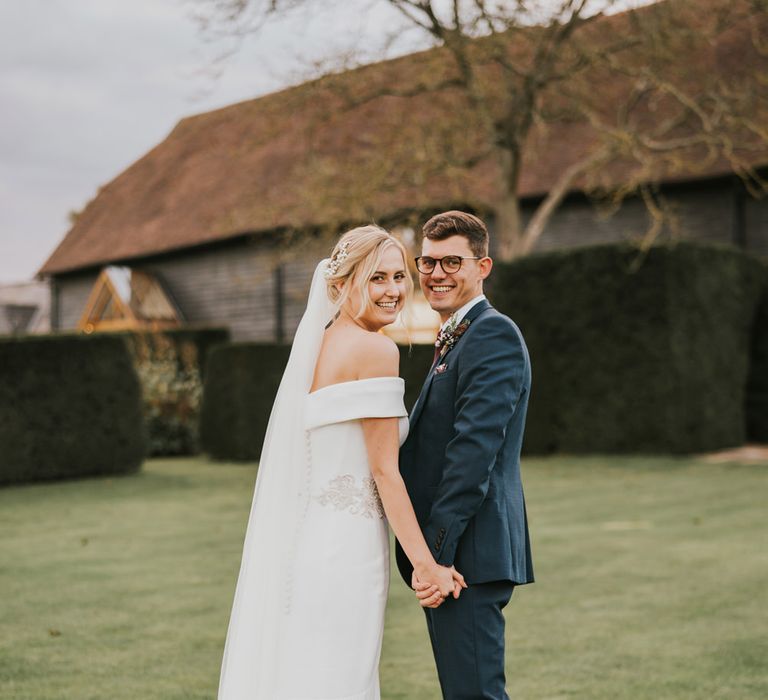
[316,326,399,383]
[353,330,400,379]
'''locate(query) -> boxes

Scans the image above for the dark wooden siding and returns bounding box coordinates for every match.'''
[281,255,326,338]
[55,271,99,330]
[52,236,327,341]
[142,242,276,341]
[525,178,763,254]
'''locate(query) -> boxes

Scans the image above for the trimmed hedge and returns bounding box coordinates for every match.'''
[200,242,765,459]
[200,343,434,462]
[200,344,291,461]
[400,345,436,410]
[0,334,146,485]
[746,265,768,441]
[490,242,766,454]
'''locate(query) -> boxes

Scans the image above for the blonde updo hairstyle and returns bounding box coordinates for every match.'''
[325,225,413,320]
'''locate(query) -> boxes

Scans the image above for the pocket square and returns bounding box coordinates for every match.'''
[435,363,448,374]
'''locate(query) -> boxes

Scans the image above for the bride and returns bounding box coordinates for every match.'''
[218,225,466,699]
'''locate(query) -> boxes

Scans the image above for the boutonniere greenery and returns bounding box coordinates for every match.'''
[435,316,471,359]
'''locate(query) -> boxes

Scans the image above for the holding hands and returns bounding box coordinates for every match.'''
[412,565,467,608]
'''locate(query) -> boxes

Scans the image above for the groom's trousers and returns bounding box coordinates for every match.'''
[423,580,515,700]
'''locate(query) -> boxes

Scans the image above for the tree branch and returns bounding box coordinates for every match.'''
[521,145,613,254]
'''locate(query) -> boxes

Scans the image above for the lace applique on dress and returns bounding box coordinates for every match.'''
[316,475,385,519]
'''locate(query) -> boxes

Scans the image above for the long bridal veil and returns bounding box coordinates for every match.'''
[218,260,335,699]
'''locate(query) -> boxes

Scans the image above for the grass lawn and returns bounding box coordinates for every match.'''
[1,455,766,699]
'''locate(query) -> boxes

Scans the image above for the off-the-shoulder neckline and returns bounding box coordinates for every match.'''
[307,375,404,397]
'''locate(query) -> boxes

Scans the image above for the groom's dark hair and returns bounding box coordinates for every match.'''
[422,210,489,257]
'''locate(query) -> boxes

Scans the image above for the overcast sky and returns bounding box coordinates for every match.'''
[0,0,649,284]
[0,0,418,283]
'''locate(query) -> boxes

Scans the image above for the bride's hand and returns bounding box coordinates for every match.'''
[413,578,444,608]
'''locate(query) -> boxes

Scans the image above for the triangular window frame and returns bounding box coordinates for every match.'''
[77,267,182,333]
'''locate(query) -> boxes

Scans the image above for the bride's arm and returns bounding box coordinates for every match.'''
[359,335,466,603]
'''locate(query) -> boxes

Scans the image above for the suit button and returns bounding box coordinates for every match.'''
[434,542,440,550]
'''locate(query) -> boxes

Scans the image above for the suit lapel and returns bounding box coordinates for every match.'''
[462,297,492,323]
[408,299,492,430]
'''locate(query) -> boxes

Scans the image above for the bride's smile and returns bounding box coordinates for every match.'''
[339,244,409,332]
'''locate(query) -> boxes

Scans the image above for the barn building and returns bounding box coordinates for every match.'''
[38,1,768,342]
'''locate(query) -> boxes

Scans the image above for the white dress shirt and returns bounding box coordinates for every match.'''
[440,294,487,333]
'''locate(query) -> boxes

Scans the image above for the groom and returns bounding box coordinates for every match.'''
[396,211,534,699]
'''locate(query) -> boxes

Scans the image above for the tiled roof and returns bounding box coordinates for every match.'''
[39,0,767,275]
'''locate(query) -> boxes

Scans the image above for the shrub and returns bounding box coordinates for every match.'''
[200,344,291,461]
[200,242,765,459]
[200,343,434,462]
[121,328,229,456]
[490,242,766,454]
[400,344,435,410]
[0,334,146,485]
[746,265,768,442]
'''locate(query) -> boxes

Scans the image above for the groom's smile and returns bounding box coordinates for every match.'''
[419,235,491,321]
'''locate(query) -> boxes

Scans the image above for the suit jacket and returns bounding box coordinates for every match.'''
[396,299,534,586]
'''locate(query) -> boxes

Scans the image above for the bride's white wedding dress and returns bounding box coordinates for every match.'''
[281,378,408,698]
[218,261,408,700]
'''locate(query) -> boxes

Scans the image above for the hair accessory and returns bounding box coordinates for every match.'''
[323,241,350,278]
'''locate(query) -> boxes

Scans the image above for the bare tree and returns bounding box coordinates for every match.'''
[192,0,768,259]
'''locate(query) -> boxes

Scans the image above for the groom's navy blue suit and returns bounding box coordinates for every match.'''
[397,298,534,700]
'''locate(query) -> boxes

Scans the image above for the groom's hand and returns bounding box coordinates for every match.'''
[412,566,467,608]
[449,565,468,595]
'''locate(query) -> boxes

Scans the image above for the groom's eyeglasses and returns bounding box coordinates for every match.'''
[414,255,481,274]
